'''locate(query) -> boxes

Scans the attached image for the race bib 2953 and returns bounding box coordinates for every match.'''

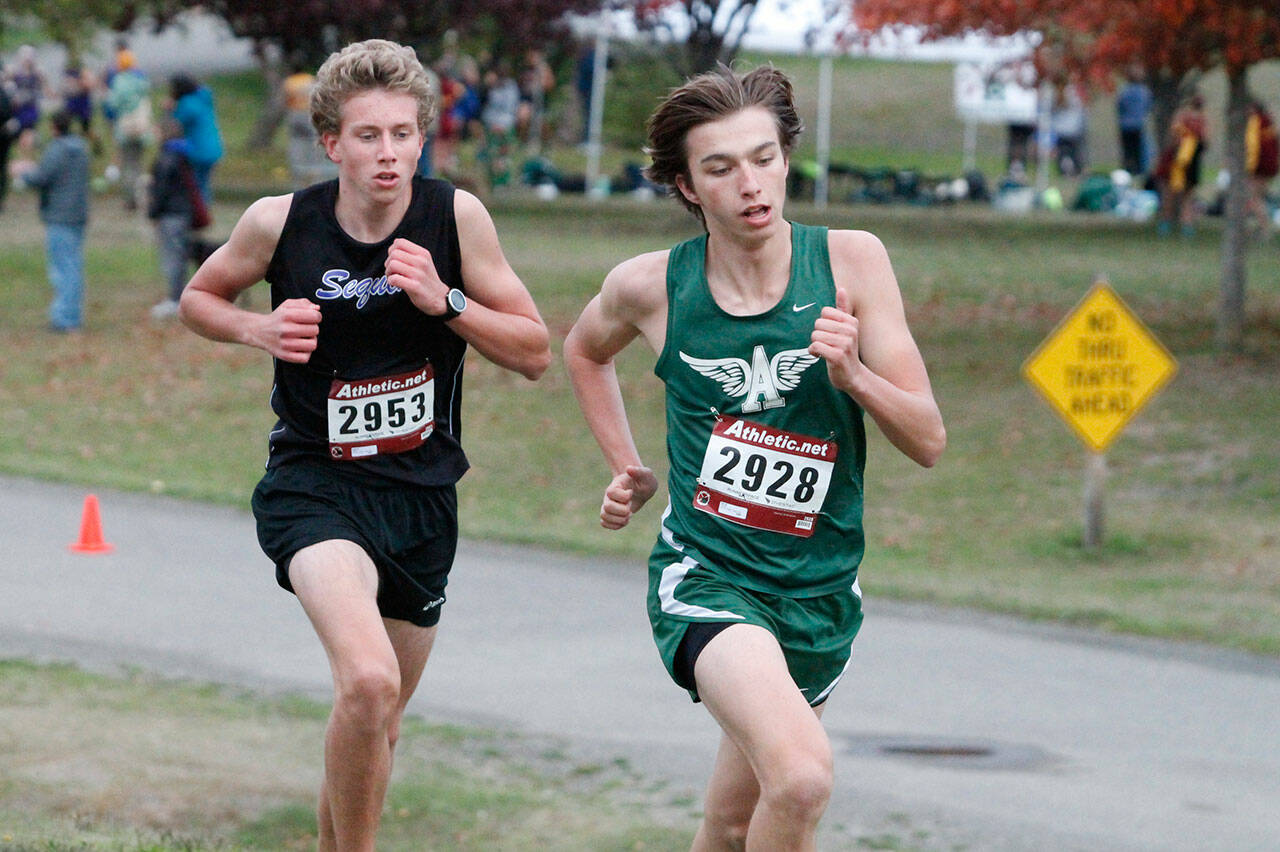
[327,365,434,460]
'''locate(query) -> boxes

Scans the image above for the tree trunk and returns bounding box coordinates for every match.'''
[686,24,725,75]
[1149,70,1183,153]
[246,39,287,151]
[1217,67,1251,352]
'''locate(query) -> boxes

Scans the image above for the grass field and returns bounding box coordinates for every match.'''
[2,188,1277,655]
[0,660,698,851]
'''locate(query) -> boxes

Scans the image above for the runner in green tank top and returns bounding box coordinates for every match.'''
[657,222,867,597]
[565,66,944,850]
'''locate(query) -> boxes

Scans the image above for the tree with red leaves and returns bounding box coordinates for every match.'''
[854,0,1280,350]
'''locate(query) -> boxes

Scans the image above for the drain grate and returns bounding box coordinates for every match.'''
[838,733,1055,772]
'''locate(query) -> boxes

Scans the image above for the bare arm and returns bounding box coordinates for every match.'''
[388,189,550,380]
[562,252,668,529]
[178,194,323,363]
[813,230,945,468]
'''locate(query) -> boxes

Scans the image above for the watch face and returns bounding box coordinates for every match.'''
[447,288,467,315]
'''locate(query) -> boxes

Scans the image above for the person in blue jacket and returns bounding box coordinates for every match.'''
[168,73,223,202]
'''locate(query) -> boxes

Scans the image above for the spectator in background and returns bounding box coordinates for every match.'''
[147,118,197,320]
[516,47,555,150]
[1245,97,1278,234]
[17,110,91,332]
[102,38,133,92]
[1154,93,1208,237]
[1050,79,1087,177]
[104,51,152,210]
[435,29,462,79]
[1006,120,1035,180]
[61,59,96,147]
[169,73,223,203]
[575,43,596,145]
[1116,63,1153,176]
[7,46,46,156]
[1001,59,1040,182]
[0,62,15,212]
[431,60,465,175]
[417,62,440,178]
[452,55,483,140]
[60,58,95,145]
[99,38,132,128]
[282,61,320,186]
[479,61,520,188]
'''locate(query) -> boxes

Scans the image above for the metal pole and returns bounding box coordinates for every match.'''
[585,20,610,199]
[815,53,832,209]
[1035,80,1052,201]
[963,118,977,173]
[1083,451,1107,551]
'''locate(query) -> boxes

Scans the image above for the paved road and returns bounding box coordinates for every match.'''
[3,476,1278,850]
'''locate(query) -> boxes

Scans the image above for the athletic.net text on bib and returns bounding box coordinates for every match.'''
[694,415,837,537]
[327,365,434,460]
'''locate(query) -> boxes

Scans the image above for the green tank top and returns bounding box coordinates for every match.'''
[654,222,866,597]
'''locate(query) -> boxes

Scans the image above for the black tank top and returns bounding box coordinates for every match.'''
[262,176,468,486]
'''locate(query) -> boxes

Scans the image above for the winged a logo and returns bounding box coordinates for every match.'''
[680,345,818,412]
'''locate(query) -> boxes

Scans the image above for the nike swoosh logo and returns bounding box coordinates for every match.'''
[792,302,816,312]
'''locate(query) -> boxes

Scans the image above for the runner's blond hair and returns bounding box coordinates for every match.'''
[311,39,436,139]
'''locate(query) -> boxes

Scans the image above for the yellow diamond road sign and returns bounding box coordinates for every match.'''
[1022,281,1177,452]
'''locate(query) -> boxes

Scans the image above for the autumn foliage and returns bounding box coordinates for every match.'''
[853,0,1280,83]
[852,0,1280,350]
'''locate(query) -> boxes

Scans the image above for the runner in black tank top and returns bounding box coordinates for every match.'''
[177,40,551,850]
[264,175,469,485]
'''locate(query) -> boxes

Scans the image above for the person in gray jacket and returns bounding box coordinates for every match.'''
[146,118,194,320]
[18,110,90,332]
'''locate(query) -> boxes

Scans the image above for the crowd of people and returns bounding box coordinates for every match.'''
[4,36,1277,337]
[428,35,560,187]
[1,39,226,331]
[1,35,614,333]
[998,65,1277,237]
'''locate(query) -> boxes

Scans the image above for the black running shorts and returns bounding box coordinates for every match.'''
[251,459,458,627]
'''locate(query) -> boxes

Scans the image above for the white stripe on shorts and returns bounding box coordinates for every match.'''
[810,650,852,704]
[810,579,863,704]
[658,556,745,620]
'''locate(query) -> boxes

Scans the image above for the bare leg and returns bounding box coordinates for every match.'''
[691,732,758,850]
[289,540,437,852]
[690,624,833,852]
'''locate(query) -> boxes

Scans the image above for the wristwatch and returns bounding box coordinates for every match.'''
[442,287,467,320]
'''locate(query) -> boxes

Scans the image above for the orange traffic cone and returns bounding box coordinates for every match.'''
[69,494,114,554]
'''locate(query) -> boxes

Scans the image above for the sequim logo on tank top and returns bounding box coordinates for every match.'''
[315,268,403,310]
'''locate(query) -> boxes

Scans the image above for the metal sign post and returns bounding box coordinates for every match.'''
[1082,451,1107,551]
